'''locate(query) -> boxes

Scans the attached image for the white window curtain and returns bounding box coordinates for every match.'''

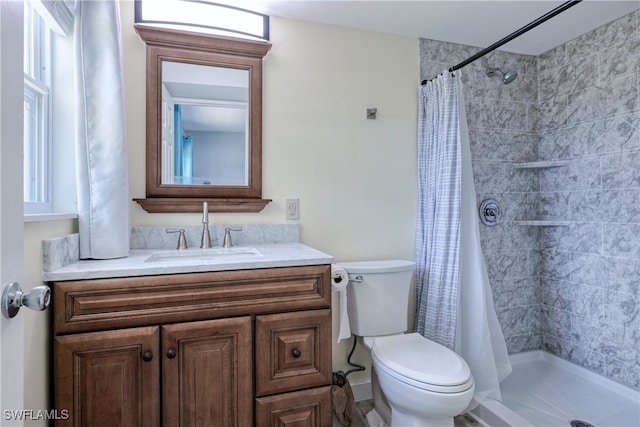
[74,0,129,259]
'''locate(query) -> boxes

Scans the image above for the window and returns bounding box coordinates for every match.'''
[23,1,51,214]
[23,0,76,219]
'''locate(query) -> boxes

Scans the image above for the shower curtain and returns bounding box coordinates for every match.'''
[415,72,511,408]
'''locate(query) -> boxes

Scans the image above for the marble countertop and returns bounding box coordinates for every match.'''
[43,243,334,281]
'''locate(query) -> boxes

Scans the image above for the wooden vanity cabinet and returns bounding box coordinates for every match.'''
[52,265,332,427]
[54,326,162,426]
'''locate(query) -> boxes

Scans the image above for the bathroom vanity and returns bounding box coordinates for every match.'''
[44,228,334,426]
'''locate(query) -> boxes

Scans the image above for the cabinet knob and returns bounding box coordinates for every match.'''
[167,349,176,359]
[142,351,153,362]
[291,349,301,358]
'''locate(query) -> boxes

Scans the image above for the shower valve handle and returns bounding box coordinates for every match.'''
[485,208,497,217]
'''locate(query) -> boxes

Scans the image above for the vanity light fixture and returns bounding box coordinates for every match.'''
[134,0,270,41]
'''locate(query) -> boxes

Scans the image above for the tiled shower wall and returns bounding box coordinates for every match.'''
[420,38,543,354]
[536,11,639,390]
[419,10,639,390]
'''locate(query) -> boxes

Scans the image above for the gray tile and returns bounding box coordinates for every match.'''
[492,276,541,309]
[506,333,542,354]
[540,223,603,254]
[496,305,541,337]
[604,223,640,259]
[538,56,598,102]
[539,156,601,192]
[566,74,638,125]
[537,44,566,73]
[565,12,637,62]
[605,357,640,390]
[598,35,640,82]
[485,249,531,279]
[602,150,640,189]
[604,289,640,329]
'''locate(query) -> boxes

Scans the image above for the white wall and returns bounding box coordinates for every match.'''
[22,3,419,413]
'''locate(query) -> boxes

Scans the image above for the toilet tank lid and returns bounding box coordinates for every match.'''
[337,260,415,274]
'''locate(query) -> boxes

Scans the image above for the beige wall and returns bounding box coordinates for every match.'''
[24,220,76,423]
[24,2,419,414]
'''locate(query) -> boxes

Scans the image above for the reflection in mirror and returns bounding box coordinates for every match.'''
[161,61,249,186]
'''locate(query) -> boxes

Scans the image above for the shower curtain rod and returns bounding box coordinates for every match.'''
[421,0,582,85]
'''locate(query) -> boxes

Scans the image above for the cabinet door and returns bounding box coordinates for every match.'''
[255,309,331,396]
[54,326,160,427]
[255,386,332,427]
[161,317,252,427]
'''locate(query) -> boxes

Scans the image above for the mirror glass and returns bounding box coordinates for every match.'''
[134,24,271,213]
[161,61,249,186]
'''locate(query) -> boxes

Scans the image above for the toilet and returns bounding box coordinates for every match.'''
[338,260,474,427]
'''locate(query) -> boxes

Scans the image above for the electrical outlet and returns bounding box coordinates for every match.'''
[286,198,299,220]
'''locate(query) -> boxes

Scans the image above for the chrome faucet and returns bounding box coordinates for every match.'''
[200,201,212,249]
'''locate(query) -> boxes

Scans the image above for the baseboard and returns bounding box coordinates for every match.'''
[351,380,372,402]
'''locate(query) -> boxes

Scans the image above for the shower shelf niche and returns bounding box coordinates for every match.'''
[511,160,570,226]
[514,220,570,227]
[512,160,570,169]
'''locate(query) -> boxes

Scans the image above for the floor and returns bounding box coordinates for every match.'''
[355,400,482,427]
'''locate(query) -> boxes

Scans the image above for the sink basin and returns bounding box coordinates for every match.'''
[145,247,261,263]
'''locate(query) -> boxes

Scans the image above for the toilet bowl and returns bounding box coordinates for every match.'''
[337,260,475,427]
[370,333,474,427]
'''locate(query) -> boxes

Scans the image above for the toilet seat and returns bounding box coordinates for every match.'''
[372,333,473,393]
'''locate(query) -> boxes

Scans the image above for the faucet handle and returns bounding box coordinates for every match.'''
[166,228,188,250]
[222,227,243,248]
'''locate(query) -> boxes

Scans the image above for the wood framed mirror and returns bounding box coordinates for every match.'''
[134,25,272,213]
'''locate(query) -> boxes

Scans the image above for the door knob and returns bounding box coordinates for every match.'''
[1,282,51,319]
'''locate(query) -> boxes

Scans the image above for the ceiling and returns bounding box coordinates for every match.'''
[242,0,640,56]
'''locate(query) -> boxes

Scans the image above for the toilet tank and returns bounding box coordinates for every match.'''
[338,260,415,337]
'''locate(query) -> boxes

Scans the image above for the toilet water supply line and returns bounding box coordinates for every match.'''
[331,264,366,385]
[333,338,366,386]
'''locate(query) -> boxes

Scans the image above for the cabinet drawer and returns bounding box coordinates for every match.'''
[255,309,331,396]
[255,386,332,427]
[53,265,330,334]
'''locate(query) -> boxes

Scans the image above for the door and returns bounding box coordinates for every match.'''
[0,1,26,425]
[161,317,253,427]
[54,327,161,427]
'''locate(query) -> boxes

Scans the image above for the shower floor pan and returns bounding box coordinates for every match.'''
[471,350,640,427]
